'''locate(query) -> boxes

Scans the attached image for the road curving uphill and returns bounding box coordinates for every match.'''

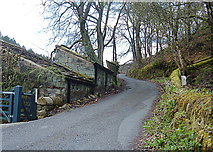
[2,74,158,150]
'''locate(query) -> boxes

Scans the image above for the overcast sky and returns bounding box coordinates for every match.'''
[0,0,132,65]
[0,0,54,55]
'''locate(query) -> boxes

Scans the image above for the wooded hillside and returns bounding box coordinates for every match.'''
[121,2,212,151]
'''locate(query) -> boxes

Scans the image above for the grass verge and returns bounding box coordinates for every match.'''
[135,77,212,150]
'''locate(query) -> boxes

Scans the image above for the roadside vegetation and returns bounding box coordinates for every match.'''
[130,52,212,150]
[135,77,212,150]
[126,7,212,150]
[1,1,212,149]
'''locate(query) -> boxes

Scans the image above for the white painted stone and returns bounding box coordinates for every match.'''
[181,75,187,86]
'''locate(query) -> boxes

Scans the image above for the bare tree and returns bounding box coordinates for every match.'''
[43,1,210,68]
[43,0,125,65]
[118,4,137,61]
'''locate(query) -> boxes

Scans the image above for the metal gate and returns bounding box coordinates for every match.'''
[0,89,14,122]
[0,86,37,123]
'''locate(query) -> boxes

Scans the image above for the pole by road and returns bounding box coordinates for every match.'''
[1,74,158,150]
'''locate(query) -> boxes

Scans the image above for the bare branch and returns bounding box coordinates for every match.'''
[104,3,126,47]
[103,2,112,39]
[68,39,82,49]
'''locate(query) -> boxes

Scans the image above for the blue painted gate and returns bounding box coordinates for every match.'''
[0,89,14,122]
[0,86,37,123]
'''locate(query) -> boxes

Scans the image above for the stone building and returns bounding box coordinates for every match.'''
[1,40,95,103]
[1,40,116,120]
[1,40,114,104]
[52,45,114,94]
[52,45,95,78]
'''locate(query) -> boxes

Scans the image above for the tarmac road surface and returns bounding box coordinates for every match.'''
[1,74,158,150]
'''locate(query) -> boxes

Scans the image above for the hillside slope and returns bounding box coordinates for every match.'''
[128,29,212,150]
[127,29,212,91]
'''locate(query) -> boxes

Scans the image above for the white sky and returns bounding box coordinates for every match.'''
[0,0,54,55]
[0,0,132,65]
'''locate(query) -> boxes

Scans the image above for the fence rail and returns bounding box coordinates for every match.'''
[0,86,37,123]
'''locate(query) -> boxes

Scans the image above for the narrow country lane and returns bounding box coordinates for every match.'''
[1,74,158,150]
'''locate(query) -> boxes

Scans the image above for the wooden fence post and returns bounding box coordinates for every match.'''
[13,86,22,123]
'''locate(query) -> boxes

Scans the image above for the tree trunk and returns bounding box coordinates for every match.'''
[136,21,142,65]
[174,2,186,76]
[97,6,104,65]
[186,3,191,42]
[132,25,137,61]
[78,2,99,63]
[156,29,159,53]
[205,2,213,52]
[144,28,147,58]
[159,37,162,51]
[113,35,117,62]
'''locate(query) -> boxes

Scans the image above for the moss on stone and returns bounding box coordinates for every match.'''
[50,96,63,105]
[75,71,93,81]
[37,97,53,105]
[173,88,213,149]
[170,57,213,88]
[59,45,88,60]
[54,61,93,81]
[188,57,213,71]
[170,68,181,88]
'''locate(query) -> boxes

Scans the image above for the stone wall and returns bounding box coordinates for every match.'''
[53,45,95,78]
[4,59,68,100]
[66,78,95,103]
[1,41,96,119]
[52,45,115,94]
[106,60,119,85]
[37,96,63,119]
[94,63,113,93]
[1,40,115,120]
[16,57,95,103]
